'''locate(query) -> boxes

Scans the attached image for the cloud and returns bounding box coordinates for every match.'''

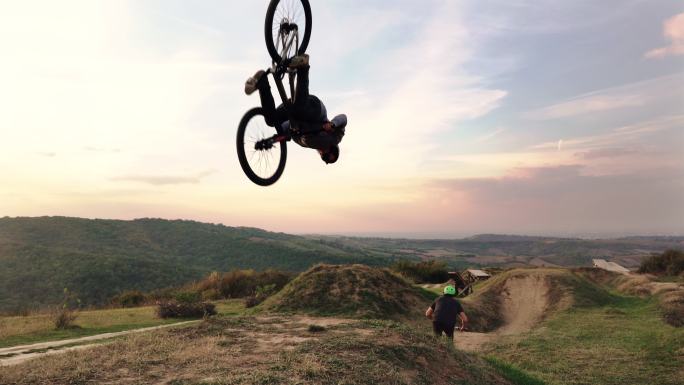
[524,94,645,120]
[37,152,56,157]
[423,164,684,234]
[523,73,683,121]
[84,146,121,153]
[326,0,507,180]
[110,170,215,186]
[475,127,506,143]
[531,114,684,150]
[574,147,638,160]
[645,12,684,59]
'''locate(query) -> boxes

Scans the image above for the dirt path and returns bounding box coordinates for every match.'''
[0,320,198,367]
[455,273,551,352]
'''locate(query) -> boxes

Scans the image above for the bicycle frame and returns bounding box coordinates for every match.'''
[256,22,304,148]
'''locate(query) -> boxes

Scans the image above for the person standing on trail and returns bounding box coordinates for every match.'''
[425,285,468,339]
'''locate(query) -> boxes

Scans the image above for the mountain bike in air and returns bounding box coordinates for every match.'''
[236,0,313,186]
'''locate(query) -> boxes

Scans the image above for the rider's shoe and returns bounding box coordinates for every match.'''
[288,54,309,69]
[244,70,266,95]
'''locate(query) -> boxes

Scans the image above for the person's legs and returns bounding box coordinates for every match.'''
[444,324,455,340]
[294,65,311,113]
[256,76,288,128]
[432,321,443,337]
[291,59,324,123]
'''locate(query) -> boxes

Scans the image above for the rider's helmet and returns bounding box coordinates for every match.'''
[321,145,339,164]
[443,285,456,296]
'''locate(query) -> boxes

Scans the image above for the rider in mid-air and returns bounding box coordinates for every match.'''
[244,54,347,164]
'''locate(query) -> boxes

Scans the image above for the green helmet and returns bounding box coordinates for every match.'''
[443,285,456,295]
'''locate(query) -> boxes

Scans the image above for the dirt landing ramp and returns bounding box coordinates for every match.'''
[455,271,552,352]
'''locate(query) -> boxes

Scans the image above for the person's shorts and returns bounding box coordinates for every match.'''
[432,321,456,339]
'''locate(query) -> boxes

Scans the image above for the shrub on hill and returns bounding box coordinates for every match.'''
[111,290,148,308]
[262,264,435,318]
[638,249,684,276]
[391,260,449,283]
[156,301,216,319]
[192,269,293,299]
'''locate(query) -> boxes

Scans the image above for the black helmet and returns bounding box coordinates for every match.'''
[321,145,339,164]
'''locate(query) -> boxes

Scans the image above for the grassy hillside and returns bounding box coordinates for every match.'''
[260,264,435,319]
[0,217,391,312]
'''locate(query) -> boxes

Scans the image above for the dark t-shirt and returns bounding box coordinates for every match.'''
[430,295,464,325]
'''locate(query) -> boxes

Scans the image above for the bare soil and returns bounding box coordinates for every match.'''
[455,271,555,352]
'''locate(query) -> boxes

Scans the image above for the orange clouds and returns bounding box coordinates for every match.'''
[645,12,684,59]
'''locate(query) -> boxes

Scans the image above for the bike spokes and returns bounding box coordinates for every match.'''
[271,0,307,60]
[241,115,283,181]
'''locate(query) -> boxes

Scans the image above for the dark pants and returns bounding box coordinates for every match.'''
[257,65,320,129]
[433,321,455,339]
[257,67,340,151]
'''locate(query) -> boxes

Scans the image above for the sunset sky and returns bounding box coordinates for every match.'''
[1,0,683,237]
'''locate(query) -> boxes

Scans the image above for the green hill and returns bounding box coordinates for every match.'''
[261,264,435,319]
[0,217,390,312]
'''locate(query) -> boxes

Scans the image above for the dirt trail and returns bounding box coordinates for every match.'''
[0,321,198,367]
[455,272,551,352]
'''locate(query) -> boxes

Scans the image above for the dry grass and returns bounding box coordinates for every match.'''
[575,267,684,326]
[0,300,244,348]
[0,316,514,385]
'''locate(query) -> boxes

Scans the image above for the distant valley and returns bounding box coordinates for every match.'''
[0,216,681,312]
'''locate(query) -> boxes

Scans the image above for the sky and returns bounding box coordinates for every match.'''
[0,0,683,237]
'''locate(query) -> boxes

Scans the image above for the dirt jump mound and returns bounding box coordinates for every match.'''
[463,269,571,333]
[262,264,433,319]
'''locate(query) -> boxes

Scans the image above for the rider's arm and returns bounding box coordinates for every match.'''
[458,312,468,331]
[425,307,434,319]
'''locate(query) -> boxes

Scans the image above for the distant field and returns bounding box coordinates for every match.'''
[0,300,245,348]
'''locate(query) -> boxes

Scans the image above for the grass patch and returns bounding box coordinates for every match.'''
[0,317,515,385]
[487,294,684,385]
[486,357,547,385]
[0,300,244,348]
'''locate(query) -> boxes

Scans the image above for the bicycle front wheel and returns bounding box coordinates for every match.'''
[236,108,287,186]
[264,0,312,63]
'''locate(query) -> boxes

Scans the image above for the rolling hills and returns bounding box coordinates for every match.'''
[0,217,389,311]
[1,216,680,312]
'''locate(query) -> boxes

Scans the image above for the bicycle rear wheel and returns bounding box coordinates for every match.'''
[264,0,312,63]
[236,108,287,186]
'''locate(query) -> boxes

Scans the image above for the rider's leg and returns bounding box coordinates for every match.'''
[293,64,310,113]
[292,64,325,123]
[256,75,287,128]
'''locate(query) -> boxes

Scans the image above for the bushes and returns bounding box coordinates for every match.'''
[194,269,293,300]
[244,284,278,308]
[391,260,449,283]
[638,249,684,276]
[111,290,148,308]
[52,288,80,329]
[53,308,78,329]
[156,301,216,319]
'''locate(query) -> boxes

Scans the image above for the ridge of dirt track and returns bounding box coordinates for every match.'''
[455,269,564,352]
